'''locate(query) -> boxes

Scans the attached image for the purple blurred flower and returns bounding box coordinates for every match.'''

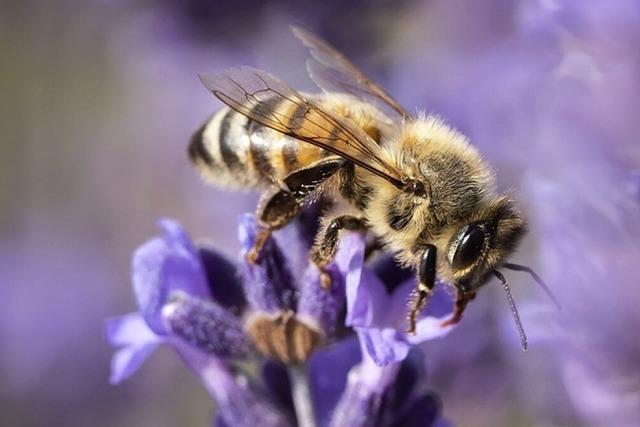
[265,337,446,427]
[386,1,640,425]
[106,214,452,426]
[328,339,445,427]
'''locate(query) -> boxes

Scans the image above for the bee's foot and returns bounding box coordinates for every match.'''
[406,323,417,336]
[439,316,461,328]
[439,290,473,328]
[246,228,271,264]
[319,269,332,290]
[246,246,261,264]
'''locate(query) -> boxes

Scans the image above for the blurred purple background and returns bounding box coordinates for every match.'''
[1,1,639,426]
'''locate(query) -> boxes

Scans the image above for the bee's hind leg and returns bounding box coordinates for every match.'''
[248,189,303,263]
[310,215,368,288]
[251,157,346,264]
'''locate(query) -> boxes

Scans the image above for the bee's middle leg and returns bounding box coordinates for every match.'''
[310,215,368,288]
[248,189,302,263]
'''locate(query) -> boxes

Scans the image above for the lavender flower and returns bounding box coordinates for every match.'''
[106,214,452,426]
[106,220,285,426]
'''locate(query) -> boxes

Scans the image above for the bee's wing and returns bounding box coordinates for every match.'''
[292,25,413,120]
[199,66,407,188]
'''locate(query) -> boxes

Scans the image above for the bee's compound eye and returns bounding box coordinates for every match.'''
[452,224,486,270]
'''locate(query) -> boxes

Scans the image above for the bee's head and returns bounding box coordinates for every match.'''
[445,196,527,292]
[438,195,559,350]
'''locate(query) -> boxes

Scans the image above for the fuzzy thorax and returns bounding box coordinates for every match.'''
[363,115,498,270]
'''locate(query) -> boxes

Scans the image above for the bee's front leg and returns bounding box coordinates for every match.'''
[310,215,368,288]
[440,290,476,327]
[407,245,437,335]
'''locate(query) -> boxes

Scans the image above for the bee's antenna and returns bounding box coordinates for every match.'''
[493,270,528,351]
[503,262,561,310]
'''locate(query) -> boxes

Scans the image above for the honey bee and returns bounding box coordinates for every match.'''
[190,26,558,349]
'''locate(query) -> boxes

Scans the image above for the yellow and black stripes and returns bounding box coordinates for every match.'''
[190,95,337,189]
[218,110,243,173]
[244,97,282,183]
[188,118,215,167]
[189,107,256,188]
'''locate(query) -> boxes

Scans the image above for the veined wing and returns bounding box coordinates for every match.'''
[199,66,409,188]
[292,25,413,120]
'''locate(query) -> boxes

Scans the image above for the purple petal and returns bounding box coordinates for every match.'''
[388,393,442,427]
[199,246,246,314]
[179,347,292,427]
[214,414,229,427]
[296,205,324,247]
[162,291,250,358]
[326,340,443,427]
[357,327,410,366]
[370,253,413,292]
[355,282,452,365]
[109,341,159,384]
[328,341,401,427]
[104,312,158,347]
[385,353,421,416]
[308,336,361,427]
[238,214,296,314]
[261,361,294,414]
[347,263,454,365]
[381,354,444,427]
[298,232,365,335]
[105,313,161,384]
[132,219,210,334]
[157,218,197,250]
[272,216,314,282]
[405,317,454,345]
[346,268,388,328]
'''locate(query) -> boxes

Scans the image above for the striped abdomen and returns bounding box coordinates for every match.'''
[188,103,330,189]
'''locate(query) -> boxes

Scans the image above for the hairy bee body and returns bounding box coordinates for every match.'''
[190,92,514,285]
[370,119,527,288]
[193,27,533,347]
